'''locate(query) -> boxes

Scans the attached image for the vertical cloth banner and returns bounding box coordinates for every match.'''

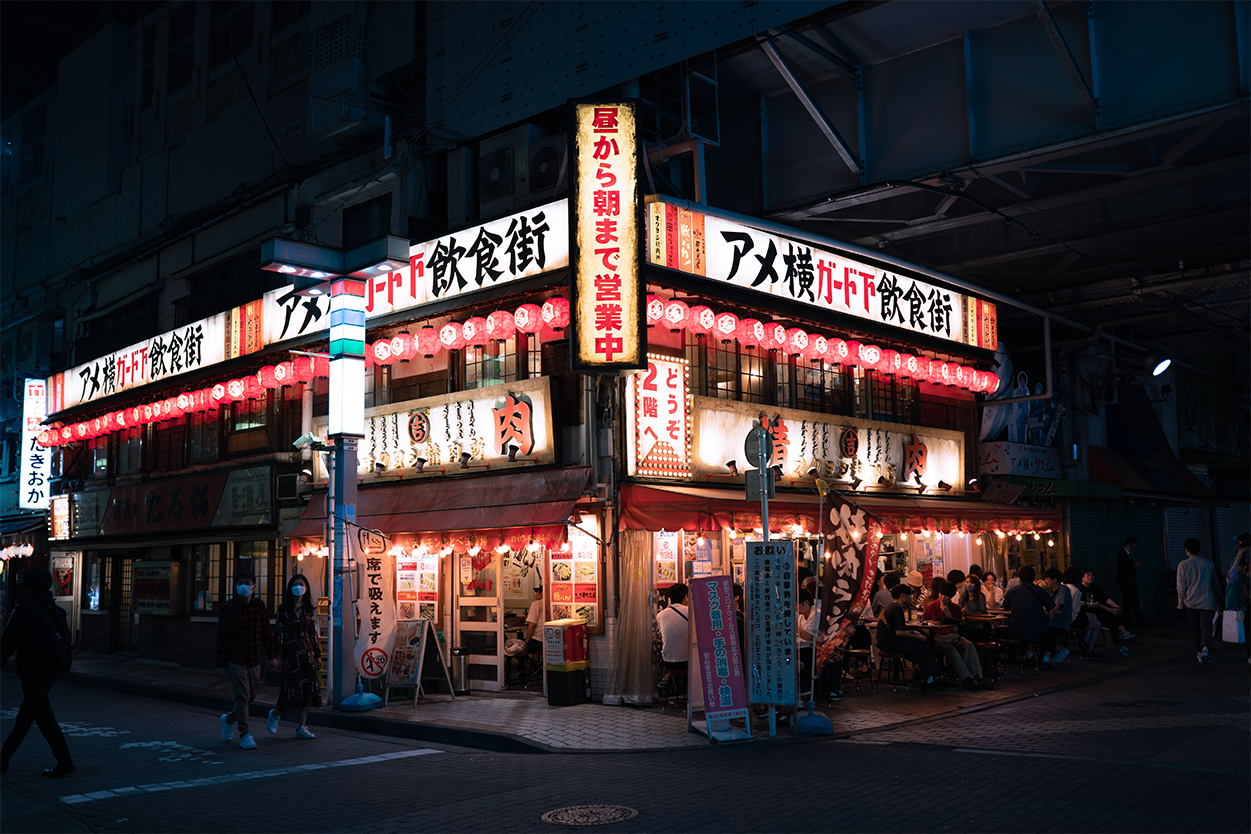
[816,494,880,673]
[351,525,396,679]
[689,575,749,722]
[746,540,795,705]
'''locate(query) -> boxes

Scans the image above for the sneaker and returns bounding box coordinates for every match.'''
[266,709,278,735]
[40,761,76,778]
[1054,648,1070,664]
[239,732,257,750]
[1118,646,1132,657]
[826,691,846,703]
[220,713,233,742]
[1201,651,1212,665]
[296,725,316,739]
[1117,631,1137,641]
[1041,653,1052,665]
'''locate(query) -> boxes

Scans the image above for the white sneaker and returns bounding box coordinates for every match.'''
[1054,648,1070,664]
[266,709,278,735]
[239,732,257,750]
[296,725,316,739]
[1197,652,1204,664]
[220,713,233,742]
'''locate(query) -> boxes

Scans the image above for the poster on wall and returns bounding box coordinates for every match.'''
[396,558,419,621]
[52,554,74,598]
[655,530,680,588]
[568,523,601,630]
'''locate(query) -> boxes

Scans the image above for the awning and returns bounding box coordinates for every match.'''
[1,518,45,538]
[290,466,593,538]
[620,483,1060,535]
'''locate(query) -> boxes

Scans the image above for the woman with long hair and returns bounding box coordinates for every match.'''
[267,574,321,739]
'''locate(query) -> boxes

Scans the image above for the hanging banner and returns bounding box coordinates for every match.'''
[352,526,396,679]
[626,355,691,478]
[816,492,880,673]
[689,575,749,723]
[569,100,645,372]
[19,378,49,510]
[745,540,795,705]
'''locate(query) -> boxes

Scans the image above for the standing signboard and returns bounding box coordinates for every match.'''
[352,526,395,679]
[688,575,751,742]
[384,618,455,705]
[745,540,795,706]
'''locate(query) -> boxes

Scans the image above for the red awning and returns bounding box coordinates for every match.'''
[291,466,593,538]
[620,483,1060,535]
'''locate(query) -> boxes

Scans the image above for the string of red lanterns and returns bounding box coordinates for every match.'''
[39,293,996,448]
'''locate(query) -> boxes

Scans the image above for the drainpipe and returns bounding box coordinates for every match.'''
[301,382,315,462]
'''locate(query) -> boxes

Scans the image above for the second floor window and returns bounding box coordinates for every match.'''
[209,0,253,67]
[232,398,266,431]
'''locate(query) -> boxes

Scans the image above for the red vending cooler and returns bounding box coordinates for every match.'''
[543,618,588,706]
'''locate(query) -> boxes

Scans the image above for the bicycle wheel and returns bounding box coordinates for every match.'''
[1153,586,1184,624]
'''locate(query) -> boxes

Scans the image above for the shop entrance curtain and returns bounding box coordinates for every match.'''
[604,530,655,705]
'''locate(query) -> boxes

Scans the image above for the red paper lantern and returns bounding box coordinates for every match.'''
[937,362,954,386]
[138,404,155,423]
[844,341,864,366]
[371,340,395,365]
[878,349,901,375]
[645,295,665,327]
[245,376,265,399]
[274,361,296,386]
[114,409,129,428]
[314,357,330,378]
[954,364,969,388]
[293,356,316,382]
[416,326,441,357]
[805,334,829,363]
[439,321,466,351]
[258,366,279,388]
[662,299,690,332]
[687,305,715,336]
[486,310,515,342]
[462,317,490,346]
[541,297,571,331]
[177,392,196,413]
[73,422,88,440]
[37,430,52,447]
[713,312,739,343]
[128,406,143,426]
[827,338,850,364]
[736,318,764,350]
[211,383,230,405]
[394,332,419,362]
[784,328,809,356]
[514,303,543,334]
[859,343,883,368]
[59,426,72,443]
[762,322,787,352]
[226,378,247,401]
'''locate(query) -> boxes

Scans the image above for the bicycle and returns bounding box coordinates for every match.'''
[1153,569,1184,624]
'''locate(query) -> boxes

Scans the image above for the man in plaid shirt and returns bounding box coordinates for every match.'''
[215,569,278,750]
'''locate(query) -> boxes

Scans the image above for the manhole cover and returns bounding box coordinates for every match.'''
[469,756,495,762]
[541,805,639,827]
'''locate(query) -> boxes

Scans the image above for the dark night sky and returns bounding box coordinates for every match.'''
[2,1,108,122]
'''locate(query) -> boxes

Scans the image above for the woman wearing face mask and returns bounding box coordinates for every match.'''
[267,574,322,740]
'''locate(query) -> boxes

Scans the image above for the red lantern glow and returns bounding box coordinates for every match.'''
[687,305,715,336]
[416,326,441,357]
[828,338,850,364]
[274,361,296,386]
[514,303,543,334]
[128,406,143,426]
[462,317,490,346]
[211,383,230,405]
[954,364,969,388]
[293,356,316,382]
[314,357,330,378]
[662,299,690,332]
[243,376,263,399]
[486,310,515,342]
[177,392,196,413]
[258,366,279,388]
[541,297,571,331]
[762,322,787,352]
[939,362,956,386]
[859,343,883,368]
[844,341,864,366]
[713,312,739,343]
[645,295,665,327]
[878,349,901,375]
[371,340,395,365]
[226,379,247,401]
[805,334,829,363]
[784,328,809,356]
[114,409,129,428]
[736,318,763,350]
[439,322,466,351]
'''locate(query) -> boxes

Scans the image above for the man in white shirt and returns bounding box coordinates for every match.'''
[656,584,690,697]
[1176,539,1220,664]
[525,585,547,654]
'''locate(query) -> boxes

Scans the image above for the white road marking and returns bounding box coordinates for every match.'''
[119,740,219,763]
[59,748,443,804]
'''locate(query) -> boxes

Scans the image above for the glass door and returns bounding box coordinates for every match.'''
[454,551,503,692]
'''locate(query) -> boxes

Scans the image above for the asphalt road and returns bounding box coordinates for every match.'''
[2,641,1247,833]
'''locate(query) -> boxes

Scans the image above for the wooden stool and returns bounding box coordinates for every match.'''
[875,651,911,691]
[843,648,873,691]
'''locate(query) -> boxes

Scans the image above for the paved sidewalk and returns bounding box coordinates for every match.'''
[59,622,1202,753]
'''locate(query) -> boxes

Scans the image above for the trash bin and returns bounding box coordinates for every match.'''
[450,647,470,695]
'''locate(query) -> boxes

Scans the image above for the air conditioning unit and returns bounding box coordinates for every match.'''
[479,124,544,220]
[276,473,302,500]
[528,135,567,203]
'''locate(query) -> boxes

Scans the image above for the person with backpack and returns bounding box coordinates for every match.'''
[1,568,75,777]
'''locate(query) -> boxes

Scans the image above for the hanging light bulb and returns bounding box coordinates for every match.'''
[727,528,738,539]
[496,543,511,554]
[975,536,983,546]
[1033,532,1041,540]
[900,531,908,540]
[851,529,860,540]
[790,523,802,536]
[957,530,966,538]
[995,530,1006,539]
[297,552,305,561]
[875,530,884,539]
[527,540,542,553]
[1047,538,1056,547]
[468,544,481,556]
[1015,533,1023,541]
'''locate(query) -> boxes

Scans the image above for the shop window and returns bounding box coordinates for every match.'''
[89,437,109,479]
[870,374,919,424]
[525,334,541,379]
[702,340,770,404]
[209,0,253,68]
[464,337,521,390]
[154,420,187,471]
[740,350,769,404]
[705,341,737,400]
[167,2,197,93]
[187,408,220,461]
[796,360,846,414]
[85,553,110,611]
[776,356,794,409]
[192,543,225,612]
[851,366,873,420]
[235,540,281,610]
[118,426,143,475]
[232,398,266,431]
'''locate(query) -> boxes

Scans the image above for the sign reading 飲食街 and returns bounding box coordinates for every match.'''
[569,101,644,372]
[625,355,690,478]
[647,197,998,350]
[19,378,49,510]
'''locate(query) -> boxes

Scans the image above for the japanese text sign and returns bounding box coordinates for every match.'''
[19,378,49,510]
[646,197,998,350]
[570,101,644,372]
[353,527,396,679]
[978,441,1061,479]
[745,540,796,705]
[627,355,690,478]
[690,575,749,722]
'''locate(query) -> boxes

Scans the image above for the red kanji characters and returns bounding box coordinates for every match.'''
[592,136,620,159]
[642,397,658,418]
[594,303,623,331]
[593,273,621,301]
[595,335,624,360]
[595,218,619,244]
[492,394,533,455]
[593,190,621,217]
[591,107,620,132]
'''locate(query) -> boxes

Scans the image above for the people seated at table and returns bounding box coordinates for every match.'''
[656,583,690,698]
[961,576,989,616]
[904,570,926,607]
[968,564,984,580]
[1079,568,1135,643]
[868,573,901,618]
[923,581,993,690]
[982,572,1005,607]
[1064,566,1101,656]
[796,589,817,700]
[1003,566,1056,659]
[946,569,967,597]
[877,584,941,690]
[1041,568,1073,665]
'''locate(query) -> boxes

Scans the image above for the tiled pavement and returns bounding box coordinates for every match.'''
[59,624,1209,752]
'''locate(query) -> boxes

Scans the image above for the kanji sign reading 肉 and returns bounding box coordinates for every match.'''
[570,101,644,372]
[628,355,690,478]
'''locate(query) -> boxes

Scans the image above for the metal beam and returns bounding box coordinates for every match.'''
[1136,294,1250,345]
[757,37,861,175]
[1032,0,1099,114]
[771,27,857,77]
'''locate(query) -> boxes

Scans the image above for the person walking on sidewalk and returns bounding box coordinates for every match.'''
[268,574,321,740]
[1228,533,1249,663]
[1176,538,1221,665]
[1114,536,1150,628]
[215,569,278,749]
[0,569,75,777]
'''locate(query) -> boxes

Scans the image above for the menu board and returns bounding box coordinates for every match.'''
[397,555,439,622]
[745,541,795,706]
[549,528,601,630]
[655,530,680,587]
